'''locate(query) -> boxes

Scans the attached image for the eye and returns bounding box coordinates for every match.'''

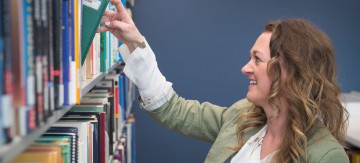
[255,56,262,63]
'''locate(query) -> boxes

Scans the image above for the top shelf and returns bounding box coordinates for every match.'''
[0,62,123,163]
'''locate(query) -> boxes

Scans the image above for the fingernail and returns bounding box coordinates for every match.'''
[105,21,110,26]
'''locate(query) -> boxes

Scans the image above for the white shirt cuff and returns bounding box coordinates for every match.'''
[118,38,172,111]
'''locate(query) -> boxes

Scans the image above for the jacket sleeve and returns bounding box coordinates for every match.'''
[143,92,230,143]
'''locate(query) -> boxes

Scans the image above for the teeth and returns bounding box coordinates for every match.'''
[250,80,257,85]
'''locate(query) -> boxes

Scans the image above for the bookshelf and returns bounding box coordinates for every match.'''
[0,63,124,163]
[0,105,72,163]
[1,0,137,162]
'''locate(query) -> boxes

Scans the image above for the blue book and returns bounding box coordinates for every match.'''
[118,73,126,121]
[62,0,70,105]
[22,0,36,132]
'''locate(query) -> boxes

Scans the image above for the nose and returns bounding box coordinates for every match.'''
[241,62,253,75]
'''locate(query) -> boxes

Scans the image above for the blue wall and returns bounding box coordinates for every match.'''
[132,0,360,162]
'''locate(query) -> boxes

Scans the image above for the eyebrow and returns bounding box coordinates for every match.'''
[250,50,265,56]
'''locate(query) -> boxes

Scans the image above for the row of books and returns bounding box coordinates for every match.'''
[12,116,136,163]
[0,0,126,145]
[12,70,136,163]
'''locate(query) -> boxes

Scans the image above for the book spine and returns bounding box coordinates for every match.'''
[62,0,69,106]
[0,1,5,145]
[100,31,107,73]
[22,0,37,131]
[40,0,50,120]
[118,73,125,122]
[47,0,55,116]
[75,0,81,104]
[100,112,106,163]
[53,0,63,109]
[2,0,14,143]
[33,0,44,126]
[10,0,27,136]
[69,0,76,105]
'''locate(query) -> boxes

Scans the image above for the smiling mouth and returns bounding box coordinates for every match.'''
[249,80,257,85]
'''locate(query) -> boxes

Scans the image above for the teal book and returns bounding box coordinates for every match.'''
[100,29,107,72]
[81,0,109,65]
[34,135,72,163]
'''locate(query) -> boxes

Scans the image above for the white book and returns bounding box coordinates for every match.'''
[69,61,77,105]
[53,121,90,163]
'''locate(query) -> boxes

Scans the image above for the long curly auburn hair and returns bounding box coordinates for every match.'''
[234,19,348,163]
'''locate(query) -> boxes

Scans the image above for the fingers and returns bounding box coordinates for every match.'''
[100,16,111,24]
[97,20,127,33]
[96,26,110,33]
[109,0,127,15]
[103,10,116,17]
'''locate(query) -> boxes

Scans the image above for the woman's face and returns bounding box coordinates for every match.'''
[241,32,272,107]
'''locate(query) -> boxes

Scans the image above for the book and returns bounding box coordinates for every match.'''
[62,0,70,106]
[58,117,95,163]
[52,0,64,110]
[106,72,124,140]
[81,0,110,65]
[46,0,56,117]
[22,0,36,132]
[40,0,50,121]
[0,1,5,145]
[53,121,90,163]
[100,27,107,72]
[45,127,79,163]
[118,73,126,120]
[74,0,81,104]
[10,0,27,136]
[80,95,115,155]
[69,0,76,105]
[33,0,45,126]
[34,135,72,163]
[12,145,63,163]
[93,33,101,75]
[93,79,116,145]
[62,113,99,163]
[70,106,109,162]
[1,0,14,143]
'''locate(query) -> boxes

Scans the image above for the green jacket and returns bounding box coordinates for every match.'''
[143,93,349,163]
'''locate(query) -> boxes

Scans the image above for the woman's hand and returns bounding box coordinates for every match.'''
[97,0,144,52]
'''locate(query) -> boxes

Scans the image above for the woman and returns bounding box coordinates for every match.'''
[98,0,349,162]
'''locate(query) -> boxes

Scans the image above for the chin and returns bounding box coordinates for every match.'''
[246,94,255,103]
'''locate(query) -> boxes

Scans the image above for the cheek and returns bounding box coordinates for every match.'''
[259,75,272,93]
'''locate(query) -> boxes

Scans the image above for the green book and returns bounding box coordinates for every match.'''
[34,135,72,163]
[81,0,109,65]
[100,30,107,72]
[71,105,106,112]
